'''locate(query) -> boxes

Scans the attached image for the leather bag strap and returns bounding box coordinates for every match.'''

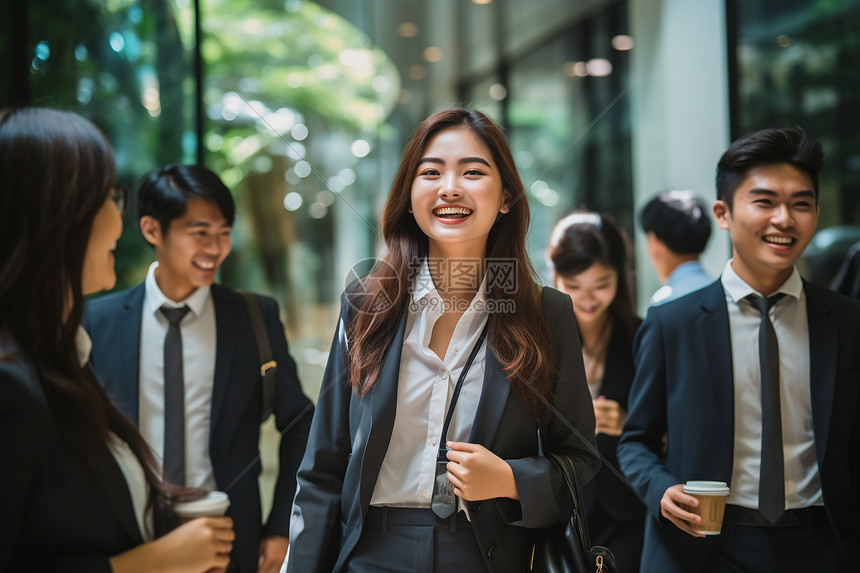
[237,289,277,422]
[550,452,592,551]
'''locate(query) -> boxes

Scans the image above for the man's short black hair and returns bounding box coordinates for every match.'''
[716,126,824,210]
[640,190,711,255]
[137,164,236,235]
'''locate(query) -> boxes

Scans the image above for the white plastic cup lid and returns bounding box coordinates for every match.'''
[683,481,730,496]
[173,490,231,518]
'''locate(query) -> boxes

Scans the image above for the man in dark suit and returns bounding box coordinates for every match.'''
[618,127,860,572]
[84,164,313,573]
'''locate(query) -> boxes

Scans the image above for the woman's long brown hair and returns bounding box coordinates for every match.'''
[0,107,187,531]
[346,109,555,423]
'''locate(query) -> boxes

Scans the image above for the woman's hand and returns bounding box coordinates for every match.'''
[593,396,626,436]
[444,441,519,501]
[109,516,235,573]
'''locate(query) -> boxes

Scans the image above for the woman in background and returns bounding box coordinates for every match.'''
[546,211,645,573]
[0,107,233,573]
[288,109,599,573]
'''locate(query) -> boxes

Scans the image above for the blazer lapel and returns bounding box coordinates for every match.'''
[90,443,145,544]
[467,341,510,447]
[695,283,735,466]
[210,285,239,432]
[804,282,837,466]
[115,285,145,426]
[359,309,409,510]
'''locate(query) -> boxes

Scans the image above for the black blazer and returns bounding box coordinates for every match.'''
[581,317,645,524]
[1,339,142,573]
[83,282,313,573]
[287,286,601,573]
[618,280,860,571]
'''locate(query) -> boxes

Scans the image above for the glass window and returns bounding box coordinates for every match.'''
[20,0,197,287]
[731,0,860,231]
[499,2,633,279]
[200,0,401,392]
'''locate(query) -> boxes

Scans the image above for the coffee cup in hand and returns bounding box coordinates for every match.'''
[681,481,730,535]
[173,491,231,523]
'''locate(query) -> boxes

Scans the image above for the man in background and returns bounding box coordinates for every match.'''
[640,189,712,305]
[85,164,313,573]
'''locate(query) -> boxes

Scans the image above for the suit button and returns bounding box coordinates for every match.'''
[469,501,483,513]
[487,544,500,559]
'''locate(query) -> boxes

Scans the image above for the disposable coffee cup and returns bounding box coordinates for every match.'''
[173,491,230,522]
[681,481,730,535]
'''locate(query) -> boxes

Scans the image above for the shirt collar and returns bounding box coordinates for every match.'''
[412,258,436,303]
[144,261,211,317]
[668,260,702,281]
[76,325,92,367]
[721,259,803,304]
[410,258,489,310]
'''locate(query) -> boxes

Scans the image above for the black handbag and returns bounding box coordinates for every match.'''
[525,453,617,573]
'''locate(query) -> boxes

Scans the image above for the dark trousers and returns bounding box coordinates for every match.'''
[343,507,489,573]
[701,505,844,573]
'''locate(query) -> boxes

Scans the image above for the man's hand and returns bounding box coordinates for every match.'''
[661,484,707,538]
[445,441,519,501]
[257,535,289,573]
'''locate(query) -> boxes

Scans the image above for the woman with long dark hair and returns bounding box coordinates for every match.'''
[287,109,600,573]
[0,107,234,572]
[546,212,645,572]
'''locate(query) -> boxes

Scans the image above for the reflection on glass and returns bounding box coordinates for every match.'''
[502,1,632,280]
[732,0,860,229]
[200,0,401,373]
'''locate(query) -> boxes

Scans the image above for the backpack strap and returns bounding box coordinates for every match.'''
[237,289,277,423]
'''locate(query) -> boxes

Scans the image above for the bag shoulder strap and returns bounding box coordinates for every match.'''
[550,452,592,551]
[237,289,277,423]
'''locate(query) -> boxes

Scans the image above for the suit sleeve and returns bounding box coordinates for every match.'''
[258,295,314,537]
[0,364,42,569]
[286,298,352,573]
[0,365,113,573]
[617,306,680,518]
[501,290,600,528]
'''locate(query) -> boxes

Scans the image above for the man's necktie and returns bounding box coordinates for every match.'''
[160,304,191,486]
[748,293,786,524]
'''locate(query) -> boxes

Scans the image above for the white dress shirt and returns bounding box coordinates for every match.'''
[370,260,490,509]
[140,262,217,489]
[77,326,153,540]
[721,261,822,511]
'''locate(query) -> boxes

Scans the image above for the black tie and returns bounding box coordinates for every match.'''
[161,305,191,486]
[748,293,786,524]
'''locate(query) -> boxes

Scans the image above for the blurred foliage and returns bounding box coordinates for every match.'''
[199,0,399,309]
[201,0,398,178]
[13,0,195,289]
[4,0,399,302]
